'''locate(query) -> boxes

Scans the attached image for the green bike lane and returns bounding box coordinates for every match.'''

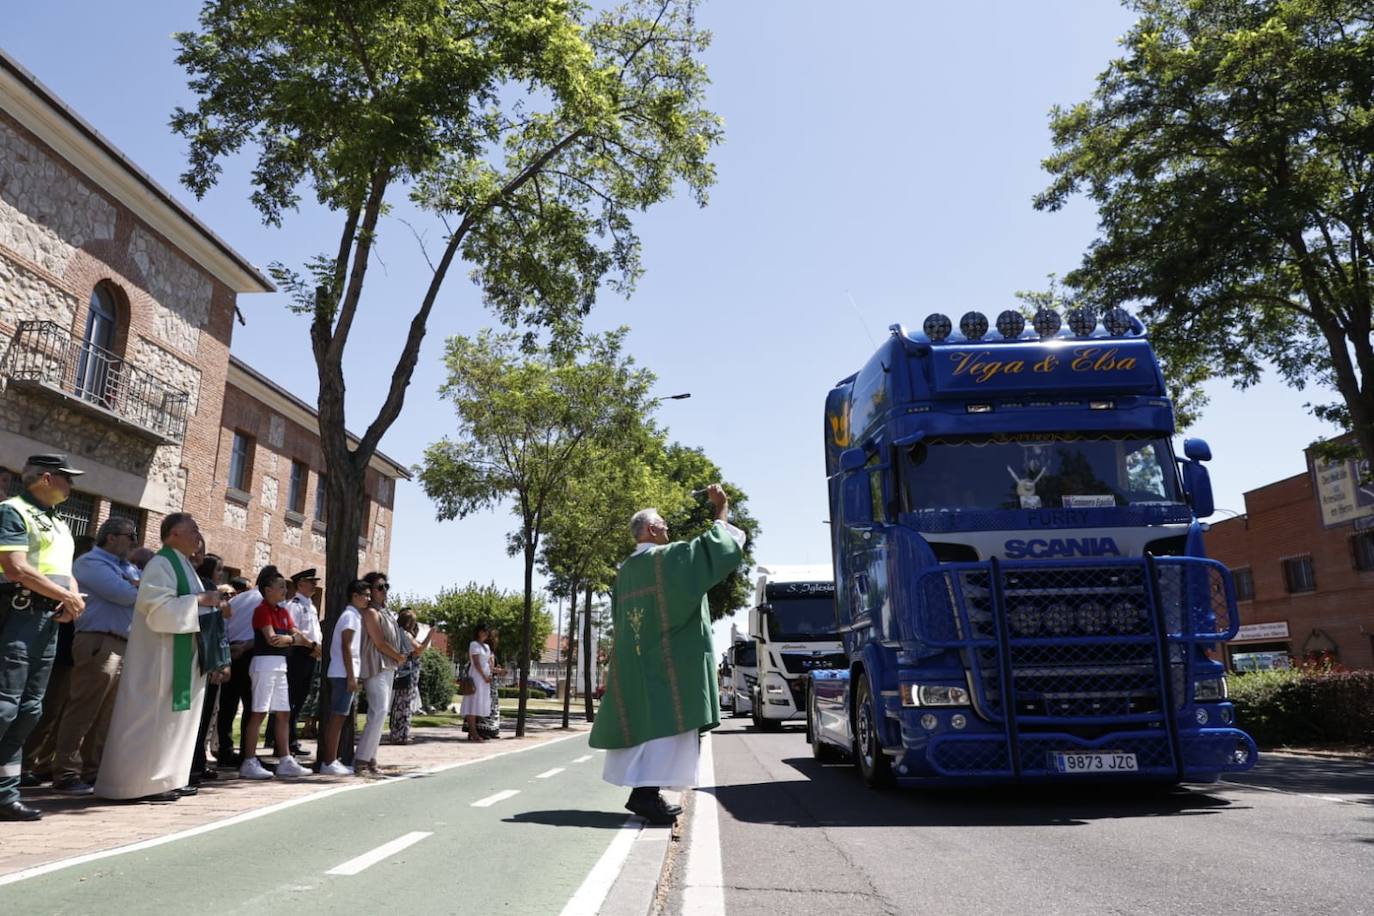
[2,734,633,915]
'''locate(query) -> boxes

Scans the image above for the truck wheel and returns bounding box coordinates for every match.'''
[853,676,895,788]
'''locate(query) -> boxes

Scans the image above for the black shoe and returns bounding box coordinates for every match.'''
[625,793,677,826]
[0,800,42,821]
[175,785,199,797]
[658,794,683,817]
[215,750,241,768]
[135,791,180,803]
[195,767,220,782]
[290,745,311,759]
[18,771,44,789]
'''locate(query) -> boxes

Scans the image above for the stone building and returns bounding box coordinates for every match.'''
[0,47,406,583]
[1205,443,1374,671]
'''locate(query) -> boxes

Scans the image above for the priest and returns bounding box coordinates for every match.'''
[589,484,745,825]
[95,513,222,802]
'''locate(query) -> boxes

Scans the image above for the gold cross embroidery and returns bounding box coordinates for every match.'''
[626,607,645,656]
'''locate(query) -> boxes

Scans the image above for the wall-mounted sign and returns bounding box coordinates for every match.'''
[1234,621,1290,642]
[1310,449,1374,529]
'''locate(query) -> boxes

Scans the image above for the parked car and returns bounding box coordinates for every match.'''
[527,678,558,698]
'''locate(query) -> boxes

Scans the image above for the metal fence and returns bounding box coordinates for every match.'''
[1,320,190,442]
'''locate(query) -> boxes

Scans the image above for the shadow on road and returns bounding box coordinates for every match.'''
[708,755,1241,829]
[1222,754,1374,805]
[502,809,632,829]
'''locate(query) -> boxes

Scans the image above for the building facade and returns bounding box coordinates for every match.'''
[1206,461,1374,671]
[0,48,405,586]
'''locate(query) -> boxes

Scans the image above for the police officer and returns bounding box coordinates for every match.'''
[0,455,86,821]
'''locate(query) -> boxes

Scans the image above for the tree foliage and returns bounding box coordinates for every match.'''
[170,0,722,653]
[1037,0,1374,460]
[408,582,552,669]
[417,328,655,734]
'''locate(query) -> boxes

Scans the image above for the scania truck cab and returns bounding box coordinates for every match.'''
[748,565,843,731]
[809,307,1258,786]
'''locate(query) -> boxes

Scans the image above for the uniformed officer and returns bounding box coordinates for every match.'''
[0,455,86,821]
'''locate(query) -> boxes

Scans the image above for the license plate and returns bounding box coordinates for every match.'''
[1051,751,1138,774]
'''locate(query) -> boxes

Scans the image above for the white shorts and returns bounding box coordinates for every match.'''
[250,666,290,713]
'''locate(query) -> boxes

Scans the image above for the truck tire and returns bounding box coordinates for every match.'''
[853,675,895,789]
[752,691,782,732]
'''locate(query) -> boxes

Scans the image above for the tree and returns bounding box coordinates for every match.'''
[417,329,656,735]
[654,443,759,620]
[1036,0,1374,462]
[408,582,552,670]
[170,0,722,692]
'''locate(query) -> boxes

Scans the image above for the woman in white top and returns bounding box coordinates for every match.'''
[460,623,493,742]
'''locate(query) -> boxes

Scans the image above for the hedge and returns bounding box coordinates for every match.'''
[1228,669,1374,747]
[418,648,455,711]
[497,687,544,700]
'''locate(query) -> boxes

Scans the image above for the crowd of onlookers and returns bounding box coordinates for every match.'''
[18,533,499,802]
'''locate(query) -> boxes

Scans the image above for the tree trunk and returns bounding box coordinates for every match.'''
[315,436,367,765]
[561,583,578,729]
[515,541,536,737]
[583,583,595,722]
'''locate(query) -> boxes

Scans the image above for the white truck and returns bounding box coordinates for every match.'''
[747,565,844,731]
[726,639,757,717]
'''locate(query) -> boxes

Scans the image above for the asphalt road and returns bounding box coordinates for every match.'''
[669,716,1374,916]
[0,734,631,915]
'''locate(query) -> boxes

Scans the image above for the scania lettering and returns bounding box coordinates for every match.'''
[809,307,1258,786]
[748,566,842,731]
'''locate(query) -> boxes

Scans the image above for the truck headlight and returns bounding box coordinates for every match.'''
[1193,678,1227,701]
[765,684,786,695]
[901,684,970,707]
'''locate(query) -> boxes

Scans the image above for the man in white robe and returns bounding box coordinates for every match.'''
[95,513,221,802]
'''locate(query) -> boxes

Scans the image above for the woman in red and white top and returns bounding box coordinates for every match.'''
[239,570,311,780]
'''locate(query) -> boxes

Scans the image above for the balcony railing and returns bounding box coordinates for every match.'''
[1,320,190,443]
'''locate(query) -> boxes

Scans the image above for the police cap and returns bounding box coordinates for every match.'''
[26,454,84,477]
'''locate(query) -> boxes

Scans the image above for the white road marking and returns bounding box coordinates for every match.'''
[1221,780,1354,805]
[0,731,586,888]
[536,767,565,779]
[681,733,726,916]
[471,789,521,807]
[571,754,594,764]
[326,831,431,876]
[558,816,644,916]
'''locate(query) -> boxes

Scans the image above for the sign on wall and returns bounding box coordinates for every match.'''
[1309,450,1374,528]
[1233,621,1290,642]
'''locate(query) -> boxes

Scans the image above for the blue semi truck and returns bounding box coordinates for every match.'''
[807,306,1259,787]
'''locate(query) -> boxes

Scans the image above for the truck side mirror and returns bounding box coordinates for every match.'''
[750,607,765,643]
[1182,460,1215,519]
[839,447,869,472]
[1183,438,1212,462]
[842,470,875,526]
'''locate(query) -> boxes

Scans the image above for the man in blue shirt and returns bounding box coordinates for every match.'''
[50,518,140,795]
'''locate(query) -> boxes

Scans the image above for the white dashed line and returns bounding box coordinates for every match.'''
[571,754,594,764]
[537,767,565,779]
[326,831,432,876]
[681,734,726,915]
[1221,780,1355,805]
[471,789,521,808]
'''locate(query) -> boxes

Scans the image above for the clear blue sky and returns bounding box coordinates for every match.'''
[6,2,1339,649]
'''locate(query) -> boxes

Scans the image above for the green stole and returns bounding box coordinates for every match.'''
[156,545,196,712]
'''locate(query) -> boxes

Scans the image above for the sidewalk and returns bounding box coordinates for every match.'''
[2,713,591,880]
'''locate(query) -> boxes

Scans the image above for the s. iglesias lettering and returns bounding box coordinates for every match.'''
[1003,537,1122,559]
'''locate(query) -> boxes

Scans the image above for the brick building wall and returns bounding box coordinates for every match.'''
[0,73,264,547]
[199,362,403,588]
[0,50,408,590]
[1206,472,1374,670]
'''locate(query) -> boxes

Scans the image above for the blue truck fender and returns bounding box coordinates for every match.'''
[854,642,900,750]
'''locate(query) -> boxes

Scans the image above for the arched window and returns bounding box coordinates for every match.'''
[75,284,119,403]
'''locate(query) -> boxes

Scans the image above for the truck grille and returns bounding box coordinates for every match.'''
[913,557,1233,732]
[779,652,848,675]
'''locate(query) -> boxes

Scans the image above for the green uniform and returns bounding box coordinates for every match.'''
[590,521,743,750]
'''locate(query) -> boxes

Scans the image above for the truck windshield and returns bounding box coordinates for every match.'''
[765,597,837,641]
[900,433,1183,512]
[731,642,756,667]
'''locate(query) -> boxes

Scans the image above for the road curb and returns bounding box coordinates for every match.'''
[598,804,678,916]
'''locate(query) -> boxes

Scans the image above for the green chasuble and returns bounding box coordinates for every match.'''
[589,521,743,750]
